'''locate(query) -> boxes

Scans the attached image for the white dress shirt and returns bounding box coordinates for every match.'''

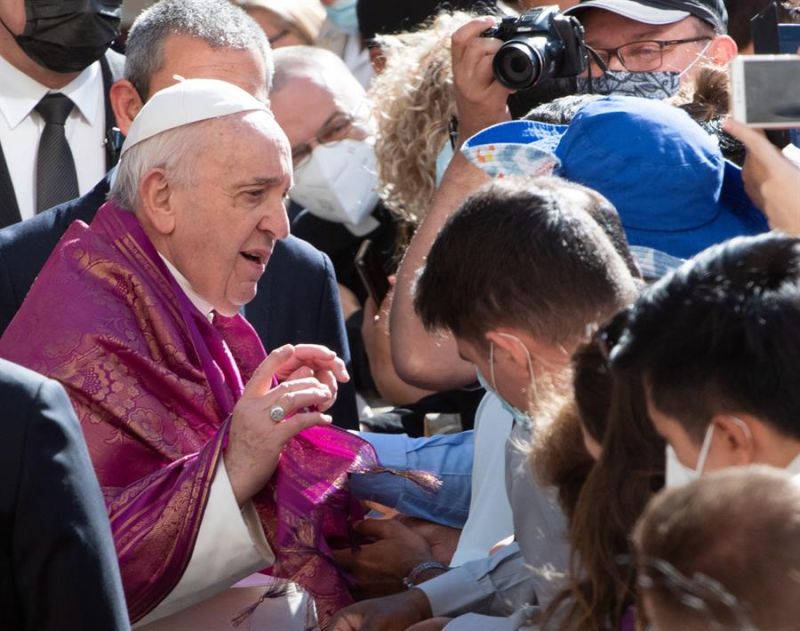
[135,257,274,626]
[449,393,514,567]
[419,416,568,624]
[0,55,107,220]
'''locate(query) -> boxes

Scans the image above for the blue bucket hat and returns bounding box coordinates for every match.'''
[461,95,768,262]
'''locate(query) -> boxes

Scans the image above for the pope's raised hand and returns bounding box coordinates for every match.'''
[225,345,336,505]
[271,343,349,412]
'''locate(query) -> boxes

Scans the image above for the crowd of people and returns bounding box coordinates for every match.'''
[0,0,799,630]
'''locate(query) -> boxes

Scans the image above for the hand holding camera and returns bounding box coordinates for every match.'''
[451,16,514,141]
[480,6,588,91]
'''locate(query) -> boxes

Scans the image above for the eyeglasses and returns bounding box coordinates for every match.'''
[587,37,711,73]
[290,109,366,166]
[268,29,290,45]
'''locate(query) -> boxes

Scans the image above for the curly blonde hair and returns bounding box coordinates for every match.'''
[369,11,476,223]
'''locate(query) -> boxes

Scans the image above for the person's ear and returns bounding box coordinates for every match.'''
[138,168,176,235]
[711,414,755,466]
[109,79,145,136]
[707,35,738,66]
[486,330,530,372]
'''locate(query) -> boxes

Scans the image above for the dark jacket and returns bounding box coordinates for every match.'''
[0,175,358,427]
[0,359,130,630]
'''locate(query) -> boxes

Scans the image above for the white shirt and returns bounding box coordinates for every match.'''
[420,407,569,624]
[159,254,215,321]
[0,55,107,220]
[449,393,514,567]
[136,257,274,625]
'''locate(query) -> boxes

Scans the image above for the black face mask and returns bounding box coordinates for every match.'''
[10,0,122,73]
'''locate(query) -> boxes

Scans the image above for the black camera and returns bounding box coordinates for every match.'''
[482,6,587,91]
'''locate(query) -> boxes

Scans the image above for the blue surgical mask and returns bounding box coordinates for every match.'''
[475,333,537,431]
[476,367,532,430]
[435,141,454,186]
[325,0,360,36]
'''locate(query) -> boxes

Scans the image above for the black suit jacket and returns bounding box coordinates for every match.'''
[0,176,358,427]
[0,359,129,630]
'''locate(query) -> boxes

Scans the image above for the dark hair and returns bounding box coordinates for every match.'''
[634,466,800,630]
[724,0,774,48]
[539,337,664,631]
[611,233,800,442]
[523,94,601,125]
[676,65,731,123]
[724,0,800,49]
[414,176,637,348]
[571,340,612,444]
[674,65,746,165]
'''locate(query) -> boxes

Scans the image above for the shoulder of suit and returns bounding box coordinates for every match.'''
[273,235,332,274]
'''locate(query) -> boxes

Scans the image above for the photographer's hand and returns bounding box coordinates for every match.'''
[724,118,800,235]
[451,17,514,140]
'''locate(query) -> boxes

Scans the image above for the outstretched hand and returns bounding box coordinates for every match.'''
[331,518,435,599]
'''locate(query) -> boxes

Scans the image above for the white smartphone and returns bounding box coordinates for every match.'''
[730,55,800,129]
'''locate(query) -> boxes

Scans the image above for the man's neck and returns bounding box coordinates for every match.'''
[0,29,79,89]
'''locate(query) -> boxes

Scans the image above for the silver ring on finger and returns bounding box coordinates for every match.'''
[270,404,286,422]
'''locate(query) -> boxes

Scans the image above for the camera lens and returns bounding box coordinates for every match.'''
[493,41,544,90]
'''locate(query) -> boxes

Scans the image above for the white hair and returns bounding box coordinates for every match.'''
[109,118,217,211]
[271,46,366,112]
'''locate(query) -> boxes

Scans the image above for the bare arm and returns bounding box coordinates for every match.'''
[362,289,435,405]
[390,17,513,391]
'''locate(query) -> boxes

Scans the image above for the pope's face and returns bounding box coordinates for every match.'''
[165,111,292,316]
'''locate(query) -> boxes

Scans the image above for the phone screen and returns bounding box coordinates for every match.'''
[740,57,800,127]
[355,240,390,306]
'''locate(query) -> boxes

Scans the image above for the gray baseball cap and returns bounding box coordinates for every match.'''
[565,0,728,33]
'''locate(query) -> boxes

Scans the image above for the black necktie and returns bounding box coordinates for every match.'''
[34,93,80,213]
